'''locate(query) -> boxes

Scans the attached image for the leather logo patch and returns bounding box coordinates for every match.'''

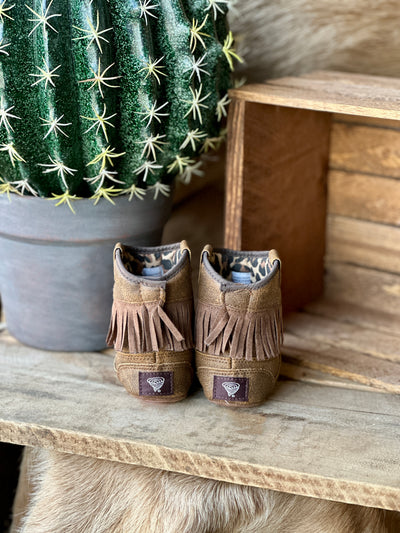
[213,376,249,402]
[139,371,173,396]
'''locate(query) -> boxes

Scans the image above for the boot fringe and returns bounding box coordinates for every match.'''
[196,301,283,361]
[107,299,193,353]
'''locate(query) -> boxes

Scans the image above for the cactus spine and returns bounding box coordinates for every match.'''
[0,0,239,206]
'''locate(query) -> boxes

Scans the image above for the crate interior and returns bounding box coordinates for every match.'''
[237,102,400,391]
[286,112,400,391]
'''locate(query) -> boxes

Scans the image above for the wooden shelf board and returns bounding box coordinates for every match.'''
[230,71,400,120]
[1,320,400,511]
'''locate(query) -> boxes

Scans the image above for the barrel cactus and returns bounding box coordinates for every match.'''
[0,0,240,208]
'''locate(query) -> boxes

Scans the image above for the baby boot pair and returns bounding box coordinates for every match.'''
[107,241,283,407]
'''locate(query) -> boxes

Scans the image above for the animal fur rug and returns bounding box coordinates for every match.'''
[11,447,400,533]
[230,0,400,81]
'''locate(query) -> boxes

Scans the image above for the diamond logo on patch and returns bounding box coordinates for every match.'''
[213,376,249,402]
[222,382,240,397]
[147,376,165,393]
[139,372,173,396]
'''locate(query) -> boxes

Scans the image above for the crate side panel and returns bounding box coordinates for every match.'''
[240,104,331,312]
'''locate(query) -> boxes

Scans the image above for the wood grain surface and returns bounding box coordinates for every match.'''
[307,263,400,335]
[326,215,400,274]
[280,362,390,393]
[224,98,246,250]
[230,71,400,120]
[285,312,400,365]
[333,113,400,130]
[330,122,400,178]
[328,171,400,226]
[283,330,400,393]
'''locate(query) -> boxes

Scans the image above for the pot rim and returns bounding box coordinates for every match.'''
[0,191,173,243]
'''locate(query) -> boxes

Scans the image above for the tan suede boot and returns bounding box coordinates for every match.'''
[107,241,194,403]
[195,245,283,407]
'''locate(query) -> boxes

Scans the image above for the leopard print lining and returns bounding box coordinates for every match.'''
[121,249,184,276]
[211,252,274,283]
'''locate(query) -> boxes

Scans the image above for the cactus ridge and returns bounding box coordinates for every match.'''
[0,0,239,205]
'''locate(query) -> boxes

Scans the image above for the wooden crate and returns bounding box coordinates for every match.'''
[225,71,400,312]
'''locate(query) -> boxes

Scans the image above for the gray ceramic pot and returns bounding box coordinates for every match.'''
[0,193,173,351]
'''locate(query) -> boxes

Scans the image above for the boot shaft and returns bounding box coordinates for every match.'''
[195,245,283,407]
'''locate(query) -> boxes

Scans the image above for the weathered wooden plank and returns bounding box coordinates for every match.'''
[325,263,400,319]
[283,336,400,394]
[282,317,400,393]
[326,215,400,274]
[307,299,400,340]
[4,420,400,513]
[224,98,246,250]
[330,122,400,178]
[285,312,400,364]
[307,264,400,334]
[280,362,388,393]
[230,71,400,120]
[1,332,400,510]
[333,114,400,130]
[328,171,400,226]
